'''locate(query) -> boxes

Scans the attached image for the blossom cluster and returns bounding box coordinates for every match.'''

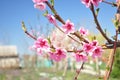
[31,0,103,62]
[83,40,103,58]
[32,37,67,61]
[32,30,103,62]
[71,40,103,62]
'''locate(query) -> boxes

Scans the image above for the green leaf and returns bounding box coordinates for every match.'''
[106,66,110,71]
[21,21,27,32]
[98,76,103,79]
[51,9,56,14]
[104,28,107,35]
[47,37,51,45]
[43,10,48,16]
[112,35,116,40]
[50,0,54,6]
[90,35,96,41]
[50,48,56,52]
[93,36,96,40]
[104,28,107,33]
[112,19,119,30]
[95,8,100,16]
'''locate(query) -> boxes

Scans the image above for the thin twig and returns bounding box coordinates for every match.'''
[90,4,113,44]
[74,62,84,80]
[25,31,37,40]
[45,1,65,24]
[102,0,117,7]
[71,31,89,43]
[45,1,86,45]
[55,24,82,44]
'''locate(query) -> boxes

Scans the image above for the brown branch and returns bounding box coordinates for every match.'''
[21,21,37,40]
[74,62,84,80]
[104,30,118,80]
[90,4,113,44]
[55,24,82,44]
[102,0,117,7]
[45,1,84,45]
[25,31,37,40]
[46,1,120,48]
[104,4,120,79]
[45,1,65,24]
[71,31,89,43]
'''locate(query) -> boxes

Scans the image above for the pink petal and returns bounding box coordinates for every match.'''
[46,14,56,25]
[62,20,74,34]
[33,0,48,3]
[34,2,46,10]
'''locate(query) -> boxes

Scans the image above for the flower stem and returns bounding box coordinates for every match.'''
[74,62,84,80]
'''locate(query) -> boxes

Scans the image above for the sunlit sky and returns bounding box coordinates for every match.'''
[0,0,116,55]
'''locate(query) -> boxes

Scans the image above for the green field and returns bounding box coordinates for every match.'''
[0,67,119,80]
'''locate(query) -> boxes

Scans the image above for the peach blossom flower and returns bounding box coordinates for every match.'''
[62,20,74,34]
[49,48,66,62]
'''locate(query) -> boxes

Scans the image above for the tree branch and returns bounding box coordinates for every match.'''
[71,31,89,43]
[54,24,82,44]
[104,30,118,80]
[102,0,117,7]
[45,2,65,24]
[74,62,84,80]
[90,4,113,44]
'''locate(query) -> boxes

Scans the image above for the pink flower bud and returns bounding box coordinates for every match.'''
[34,2,46,10]
[33,0,48,3]
[46,14,56,25]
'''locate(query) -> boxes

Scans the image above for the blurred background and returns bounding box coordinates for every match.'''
[0,0,120,80]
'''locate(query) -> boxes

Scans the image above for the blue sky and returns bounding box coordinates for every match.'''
[0,0,116,54]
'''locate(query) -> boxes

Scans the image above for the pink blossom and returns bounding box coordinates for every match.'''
[62,20,74,34]
[90,40,98,46]
[46,14,56,25]
[83,43,94,53]
[116,0,120,2]
[34,2,46,10]
[32,0,48,10]
[49,48,66,62]
[81,0,91,7]
[32,0,48,3]
[92,46,103,58]
[29,45,36,50]
[51,32,56,41]
[37,48,42,55]
[49,52,58,61]
[74,53,88,62]
[79,27,88,36]
[34,37,49,49]
[91,0,102,6]
[81,0,102,7]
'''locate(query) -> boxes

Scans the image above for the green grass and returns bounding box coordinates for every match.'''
[0,74,6,80]
[0,67,119,80]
